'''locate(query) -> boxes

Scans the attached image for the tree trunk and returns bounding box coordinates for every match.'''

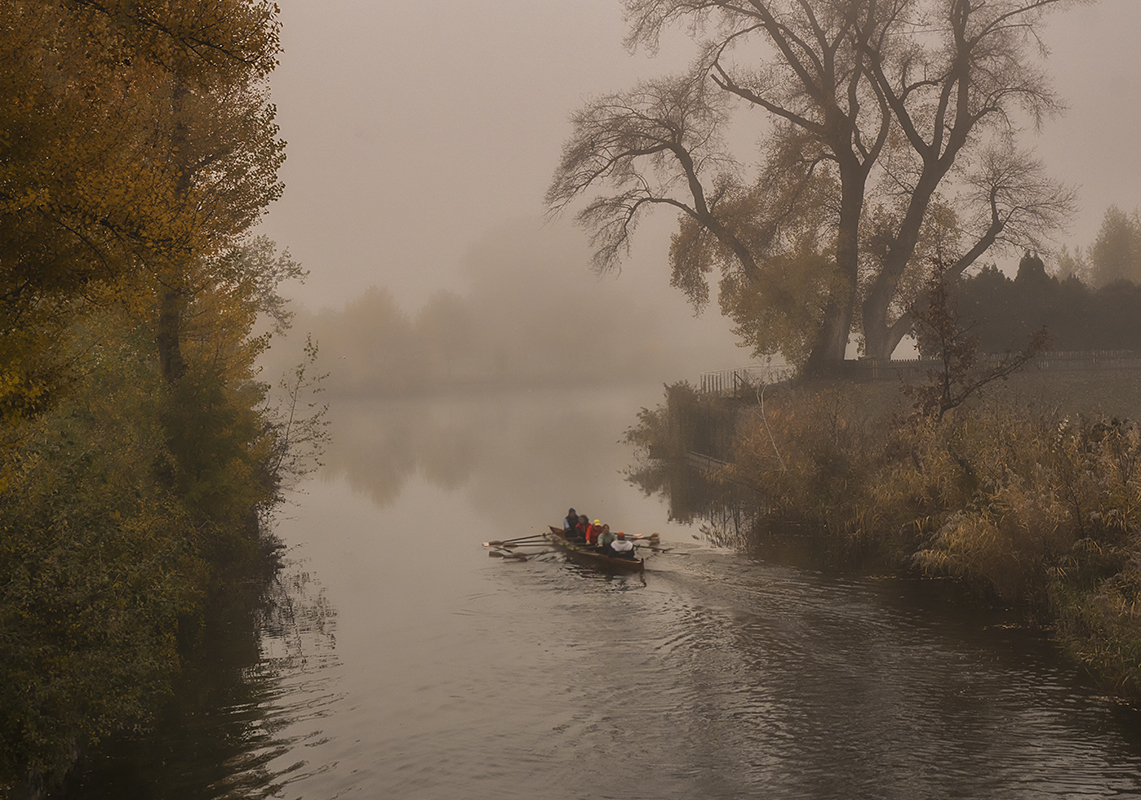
[862,286,897,360]
[157,286,185,382]
[159,76,191,384]
[805,156,865,375]
[804,302,853,377]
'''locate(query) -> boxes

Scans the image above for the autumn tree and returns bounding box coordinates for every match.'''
[0,0,284,396]
[71,0,285,383]
[414,290,478,385]
[0,2,157,418]
[0,3,305,790]
[548,0,1077,374]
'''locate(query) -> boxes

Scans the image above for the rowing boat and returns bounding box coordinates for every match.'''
[544,526,645,574]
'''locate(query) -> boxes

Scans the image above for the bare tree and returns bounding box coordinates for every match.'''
[548,0,1079,374]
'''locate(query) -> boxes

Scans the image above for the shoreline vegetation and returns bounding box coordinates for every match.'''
[0,3,328,797]
[0,307,328,799]
[626,371,1141,703]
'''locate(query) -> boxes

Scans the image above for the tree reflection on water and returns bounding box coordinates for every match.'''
[59,560,340,800]
[625,457,759,549]
[625,456,858,569]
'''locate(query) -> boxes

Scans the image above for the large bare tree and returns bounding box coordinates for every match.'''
[547,0,1078,373]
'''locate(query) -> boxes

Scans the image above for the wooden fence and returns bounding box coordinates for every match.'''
[699,351,1141,395]
[699,365,793,396]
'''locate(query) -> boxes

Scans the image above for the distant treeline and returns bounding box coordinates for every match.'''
[934,206,1141,355]
[924,251,1141,356]
[290,288,673,394]
[270,224,730,396]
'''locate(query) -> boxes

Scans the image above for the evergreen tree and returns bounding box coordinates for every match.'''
[1089,206,1141,287]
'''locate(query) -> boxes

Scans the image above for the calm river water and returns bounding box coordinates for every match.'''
[67,387,1141,799]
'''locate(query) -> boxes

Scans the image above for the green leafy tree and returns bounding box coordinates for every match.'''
[0,250,309,792]
[0,313,202,791]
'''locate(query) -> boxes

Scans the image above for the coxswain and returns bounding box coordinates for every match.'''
[610,530,636,559]
[597,524,616,555]
[565,509,588,542]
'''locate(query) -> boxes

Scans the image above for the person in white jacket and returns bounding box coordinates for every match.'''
[610,530,636,559]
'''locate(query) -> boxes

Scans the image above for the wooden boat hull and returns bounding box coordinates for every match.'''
[545,526,645,573]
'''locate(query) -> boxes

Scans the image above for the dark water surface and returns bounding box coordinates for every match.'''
[67,388,1141,798]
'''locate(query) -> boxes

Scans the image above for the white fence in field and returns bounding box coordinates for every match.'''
[699,351,1141,396]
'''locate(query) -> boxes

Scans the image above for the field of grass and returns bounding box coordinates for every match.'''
[793,367,1141,426]
[987,368,1141,420]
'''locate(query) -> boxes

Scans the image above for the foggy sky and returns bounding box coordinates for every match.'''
[257,0,1141,364]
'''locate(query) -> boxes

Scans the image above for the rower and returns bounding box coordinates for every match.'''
[564,508,585,542]
[575,514,590,541]
[610,530,636,559]
[586,519,601,545]
[597,524,616,555]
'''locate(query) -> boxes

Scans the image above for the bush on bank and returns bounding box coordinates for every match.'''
[631,379,1141,699]
[0,308,315,796]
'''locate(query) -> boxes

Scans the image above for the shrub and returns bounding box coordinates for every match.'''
[0,321,203,786]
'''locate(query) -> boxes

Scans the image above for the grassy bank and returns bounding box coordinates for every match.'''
[631,371,1141,700]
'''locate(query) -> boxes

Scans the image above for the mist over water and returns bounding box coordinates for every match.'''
[261,219,745,397]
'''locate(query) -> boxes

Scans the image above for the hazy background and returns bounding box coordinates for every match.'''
[257,0,1141,379]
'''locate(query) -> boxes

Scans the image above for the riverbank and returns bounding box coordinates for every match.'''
[0,308,325,799]
[627,371,1141,701]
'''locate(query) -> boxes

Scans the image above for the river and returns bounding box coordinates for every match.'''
[65,387,1141,799]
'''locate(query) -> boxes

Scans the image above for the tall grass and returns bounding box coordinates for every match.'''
[645,373,1141,697]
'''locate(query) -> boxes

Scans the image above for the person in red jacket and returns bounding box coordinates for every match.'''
[575,514,590,541]
[586,519,602,546]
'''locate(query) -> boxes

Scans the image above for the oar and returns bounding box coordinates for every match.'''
[489,548,559,561]
[629,533,660,542]
[486,534,547,545]
[483,534,548,547]
[640,545,686,555]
